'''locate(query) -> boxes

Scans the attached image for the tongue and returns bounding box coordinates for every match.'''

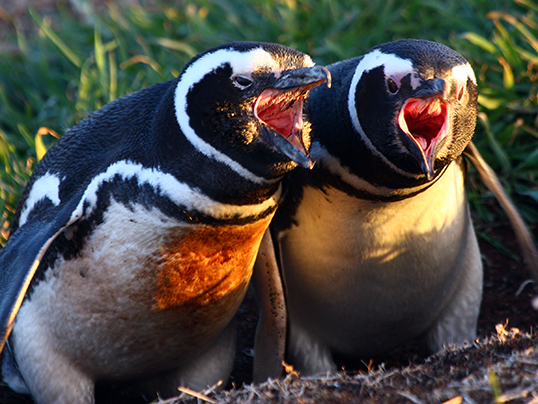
[257,98,295,138]
[255,88,307,154]
[398,96,449,178]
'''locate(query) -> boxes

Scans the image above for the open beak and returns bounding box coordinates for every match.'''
[254,65,331,169]
[398,78,451,180]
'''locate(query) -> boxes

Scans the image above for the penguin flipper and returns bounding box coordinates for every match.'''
[0,196,82,352]
[464,141,538,309]
[252,228,287,382]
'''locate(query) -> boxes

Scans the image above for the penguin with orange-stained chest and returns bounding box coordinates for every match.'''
[0,41,330,403]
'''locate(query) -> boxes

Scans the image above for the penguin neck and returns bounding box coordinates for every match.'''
[309,142,444,202]
[157,134,283,206]
[152,84,284,207]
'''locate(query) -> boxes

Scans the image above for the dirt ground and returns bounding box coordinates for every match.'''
[0,1,537,403]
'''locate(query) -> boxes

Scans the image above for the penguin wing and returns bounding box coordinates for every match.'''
[252,228,287,381]
[0,194,83,352]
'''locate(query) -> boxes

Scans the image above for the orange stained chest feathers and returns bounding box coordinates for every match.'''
[154,215,273,314]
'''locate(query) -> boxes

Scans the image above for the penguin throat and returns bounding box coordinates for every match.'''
[254,88,307,154]
[398,96,450,177]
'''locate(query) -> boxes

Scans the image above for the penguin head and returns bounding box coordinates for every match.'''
[174,42,330,181]
[348,39,477,181]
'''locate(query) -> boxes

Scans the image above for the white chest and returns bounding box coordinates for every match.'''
[14,201,270,379]
[278,161,472,343]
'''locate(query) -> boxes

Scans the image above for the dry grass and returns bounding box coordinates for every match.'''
[169,327,538,404]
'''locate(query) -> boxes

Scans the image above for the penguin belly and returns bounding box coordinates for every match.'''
[10,201,270,386]
[279,160,482,369]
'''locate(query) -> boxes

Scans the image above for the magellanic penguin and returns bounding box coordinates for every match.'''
[272,39,484,376]
[0,41,330,403]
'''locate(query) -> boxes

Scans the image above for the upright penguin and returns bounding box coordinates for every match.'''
[273,39,481,375]
[0,41,329,403]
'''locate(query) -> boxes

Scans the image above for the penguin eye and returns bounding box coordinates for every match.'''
[233,76,253,89]
[387,78,399,94]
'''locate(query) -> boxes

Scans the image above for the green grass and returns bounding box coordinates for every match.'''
[0,0,537,245]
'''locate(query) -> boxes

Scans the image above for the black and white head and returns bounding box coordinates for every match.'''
[347,39,477,182]
[174,42,330,182]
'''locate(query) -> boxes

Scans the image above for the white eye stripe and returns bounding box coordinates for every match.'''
[347,52,418,179]
[452,63,476,85]
[356,49,476,89]
[174,48,278,184]
[354,50,422,90]
[360,50,414,78]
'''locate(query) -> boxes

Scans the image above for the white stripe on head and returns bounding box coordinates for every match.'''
[356,50,414,81]
[74,160,281,221]
[19,173,62,227]
[452,63,476,85]
[347,50,418,178]
[174,47,283,184]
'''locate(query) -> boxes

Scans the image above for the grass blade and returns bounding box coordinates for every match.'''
[29,8,83,68]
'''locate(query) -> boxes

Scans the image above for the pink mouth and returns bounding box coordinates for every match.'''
[254,88,309,155]
[398,96,450,176]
